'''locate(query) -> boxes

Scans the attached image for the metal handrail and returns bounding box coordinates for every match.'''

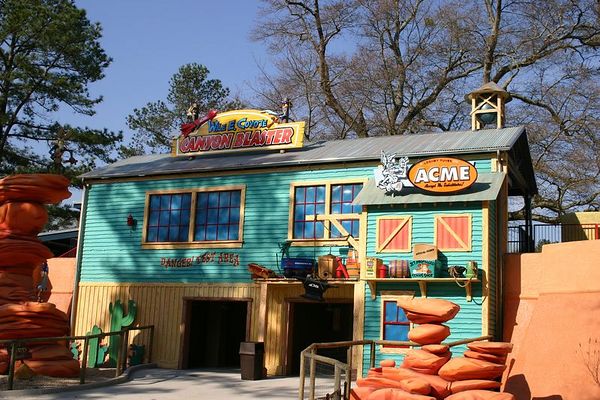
[1,325,154,390]
[298,335,493,400]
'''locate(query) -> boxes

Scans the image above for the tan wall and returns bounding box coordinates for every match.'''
[503,240,600,399]
[75,281,354,374]
[75,282,261,369]
[36,257,76,316]
[560,211,600,240]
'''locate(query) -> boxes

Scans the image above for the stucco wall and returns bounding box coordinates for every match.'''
[503,240,600,399]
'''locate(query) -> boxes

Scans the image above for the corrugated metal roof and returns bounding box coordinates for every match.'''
[80,127,525,180]
[353,173,506,205]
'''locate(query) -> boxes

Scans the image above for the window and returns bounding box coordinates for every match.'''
[434,214,472,251]
[143,186,245,248]
[380,292,414,353]
[194,190,241,241]
[290,181,363,241]
[146,193,191,242]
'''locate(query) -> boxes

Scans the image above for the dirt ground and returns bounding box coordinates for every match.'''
[0,368,116,392]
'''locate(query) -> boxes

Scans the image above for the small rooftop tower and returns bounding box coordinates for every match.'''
[466,82,512,130]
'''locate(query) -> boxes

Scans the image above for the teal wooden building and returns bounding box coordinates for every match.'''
[74,111,536,376]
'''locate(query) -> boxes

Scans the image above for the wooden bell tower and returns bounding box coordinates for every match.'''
[466,82,512,130]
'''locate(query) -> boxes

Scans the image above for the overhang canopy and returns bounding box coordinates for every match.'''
[353,172,506,206]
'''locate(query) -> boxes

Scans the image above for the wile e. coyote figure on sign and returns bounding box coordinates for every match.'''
[374,151,409,195]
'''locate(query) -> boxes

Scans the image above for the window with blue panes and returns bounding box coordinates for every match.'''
[194,190,241,241]
[292,182,363,240]
[330,183,363,238]
[293,185,326,239]
[382,300,410,348]
[146,193,192,242]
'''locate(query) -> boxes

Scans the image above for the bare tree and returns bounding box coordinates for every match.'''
[253,0,600,221]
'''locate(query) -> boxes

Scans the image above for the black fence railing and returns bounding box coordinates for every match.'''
[508,223,599,253]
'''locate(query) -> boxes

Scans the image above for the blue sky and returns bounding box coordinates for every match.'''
[63,0,269,136]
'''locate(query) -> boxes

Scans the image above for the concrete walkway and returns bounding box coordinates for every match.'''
[0,368,335,400]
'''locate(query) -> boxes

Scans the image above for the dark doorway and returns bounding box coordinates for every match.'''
[288,302,353,375]
[184,300,249,369]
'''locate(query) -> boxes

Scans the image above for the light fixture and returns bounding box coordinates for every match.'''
[478,103,497,126]
[126,214,137,230]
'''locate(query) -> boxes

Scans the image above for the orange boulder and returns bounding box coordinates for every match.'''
[397,298,460,323]
[0,202,48,237]
[401,350,450,374]
[0,272,34,288]
[444,390,515,400]
[464,350,506,364]
[448,380,502,394]
[367,388,435,400]
[22,359,79,378]
[466,341,513,356]
[0,174,71,204]
[408,324,450,345]
[399,378,431,395]
[357,377,405,390]
[368,367,384,378]
[438,358,506,382]
[381,359,397,368]
[352,386,378,400]
[382,367,451,398]
[29,344,74,361]
[421,344,449,355]
[0,239,53,268]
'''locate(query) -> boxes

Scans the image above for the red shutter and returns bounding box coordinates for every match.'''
[376,217,411,252]
[435,215,471,251]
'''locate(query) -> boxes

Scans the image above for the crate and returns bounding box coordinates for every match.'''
[409,260,441,278]
[365,257,383,279]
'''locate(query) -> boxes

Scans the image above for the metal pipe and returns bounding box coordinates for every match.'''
[70,184,89,334]
[7,342,16,390]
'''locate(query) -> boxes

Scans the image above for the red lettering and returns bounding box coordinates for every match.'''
[272,129,283,144]
[280,128,293,144]
[178,137,190,153]
[233,132,244,148]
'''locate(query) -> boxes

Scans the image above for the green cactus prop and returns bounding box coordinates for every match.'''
[70,342,80,360]
[107,299,137,367]
[86,325,109,367]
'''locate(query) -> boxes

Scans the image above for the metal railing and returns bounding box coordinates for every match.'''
[298,335,492,400]
[508,223,599,253]
[0,325,154,390]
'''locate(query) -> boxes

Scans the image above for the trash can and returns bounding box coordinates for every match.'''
[239,341,265,380]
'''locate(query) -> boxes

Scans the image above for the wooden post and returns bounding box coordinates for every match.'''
[148,326,154,363]
[298,350,306,400]
[345,346,353,399]
[7,341,16,390]
[80,337,89,384]
[333,364,341,400]
[122,329,130,372]
[370,342,376,368]
[116,331,124,377]
[309,348,317,400]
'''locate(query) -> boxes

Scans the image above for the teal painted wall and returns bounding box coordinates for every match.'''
[362,202,486,372]
[80,166,375,283]
[488,200,497,337]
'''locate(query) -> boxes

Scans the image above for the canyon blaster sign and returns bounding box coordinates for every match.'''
[173,109,305,156]
[408,157,477,193]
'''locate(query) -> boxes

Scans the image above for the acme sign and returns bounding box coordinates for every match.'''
[172,109,305,156]
[407,157,477,193]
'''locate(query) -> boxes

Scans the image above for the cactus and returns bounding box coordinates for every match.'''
[107,299,137,367]
[86,325,108,367]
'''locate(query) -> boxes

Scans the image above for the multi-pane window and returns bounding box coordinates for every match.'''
[194,190,241,241]
[146,193,192,242]
[144,187,244,246]
[293,185,326,239]
[291,182,363,240]
[330,183,363,238]
[382,300,410,349]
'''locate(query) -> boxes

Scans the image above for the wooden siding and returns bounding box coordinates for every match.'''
[75,281,354,373]
[362,203,485,374]
[80,167,375,283]
[75,282,261,369]
[361,281,483,373]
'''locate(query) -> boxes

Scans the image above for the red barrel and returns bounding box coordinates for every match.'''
[377,264,388,278]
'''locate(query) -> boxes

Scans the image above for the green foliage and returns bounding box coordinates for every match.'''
[125,63,242,154]
[0,0,123,226]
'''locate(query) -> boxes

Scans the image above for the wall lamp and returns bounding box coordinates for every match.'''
[127,214,137,230]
